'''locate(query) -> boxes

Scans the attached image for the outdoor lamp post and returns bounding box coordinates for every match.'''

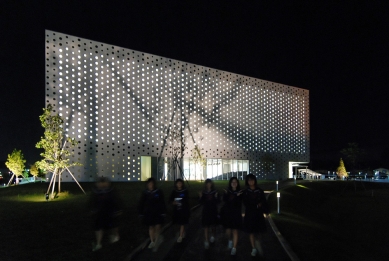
[277,192,281,214]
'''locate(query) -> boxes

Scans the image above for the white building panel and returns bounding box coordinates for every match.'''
[45,30,309,181]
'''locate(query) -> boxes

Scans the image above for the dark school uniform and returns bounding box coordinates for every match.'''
[169,188,190,225]
[199,189,219,227]
[138,188,166,226]
[221,189,243,229]
[243,186,269,233]
[90,186,122,231]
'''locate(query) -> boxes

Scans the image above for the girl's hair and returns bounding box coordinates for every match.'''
[204,178,215,190]
[146,177,156,190]
[175,178,185,189]
[245,174,257,187]
[228,177,241,191]
[95,177,111,189]
[96,177,110,184]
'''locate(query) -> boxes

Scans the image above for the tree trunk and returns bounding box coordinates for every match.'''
[58,170,61,193]
[51,172,57,199]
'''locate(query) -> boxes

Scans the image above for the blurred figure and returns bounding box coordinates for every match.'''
[220,177,243,255]
[199,179,219,249]
[138,177,166,251]
[89,177,122,251]
[169,178,190,243]
[243,174,269,257]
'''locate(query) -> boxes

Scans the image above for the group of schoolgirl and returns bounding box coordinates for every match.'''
[137,174,269,257]
[200,174,269,256]
[137,177,190,251]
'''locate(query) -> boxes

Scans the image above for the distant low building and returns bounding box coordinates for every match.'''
[373,168,389,174]
[373,168,389,179]
[298,169,324,179]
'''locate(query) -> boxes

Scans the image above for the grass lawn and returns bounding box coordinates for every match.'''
[0,179,239,261]
[268,180,389,261]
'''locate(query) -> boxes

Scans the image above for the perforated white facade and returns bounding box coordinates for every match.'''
[45,30,309,181]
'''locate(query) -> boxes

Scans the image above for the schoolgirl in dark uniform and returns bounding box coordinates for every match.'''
[90,177,122,251]
[138,177,166,250]
[169,178,190,243]
[243,174,269,257]
[199,178,219,249]
[221,177,243,255]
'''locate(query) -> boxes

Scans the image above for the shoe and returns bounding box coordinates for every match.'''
[92,244,102,252]
[210,236,215,243]
[251,248,257,257]
[153,235,164,252]
[177,236,183,243]
[109,235,120,244]
[148,242,155,249]
[231,248,236,256]
[228,240,233,249]
[204,241,210,249]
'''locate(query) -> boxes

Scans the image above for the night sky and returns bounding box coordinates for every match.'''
[1,1,388,170]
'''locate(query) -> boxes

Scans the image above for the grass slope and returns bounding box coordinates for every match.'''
[268,180,389,261]
[0,180,234,261]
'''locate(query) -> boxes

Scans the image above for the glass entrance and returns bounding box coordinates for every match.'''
[182,158,249,180]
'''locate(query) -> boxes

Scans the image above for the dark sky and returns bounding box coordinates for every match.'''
[1,1,388,170]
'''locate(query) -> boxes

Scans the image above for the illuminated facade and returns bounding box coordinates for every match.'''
[45,30,310,182]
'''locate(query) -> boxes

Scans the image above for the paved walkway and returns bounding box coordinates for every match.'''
[127,182,293,261]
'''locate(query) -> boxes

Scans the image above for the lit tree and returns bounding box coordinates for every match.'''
[36,104,85,198]
[22,169,29,179]
[336,158,348,179]
[5,149,26,186]
[30,163,40,182]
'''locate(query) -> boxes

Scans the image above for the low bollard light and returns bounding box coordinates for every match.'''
[277,192,281,214]
[294,175,296,185]
[45,193,49,201]
[276,180,279,191]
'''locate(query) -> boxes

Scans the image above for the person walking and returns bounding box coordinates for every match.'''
[89,177,122,251]
[220,177,243,255]
[138,177,166,251]
[199,178,219,249]
[243,174,269,257]
[169,178,190,243]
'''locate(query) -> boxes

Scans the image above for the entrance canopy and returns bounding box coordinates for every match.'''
[288,162,309,178]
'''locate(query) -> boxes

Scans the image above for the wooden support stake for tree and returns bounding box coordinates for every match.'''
[7,174,15,186]
[51,171,57,198]
[65,167,86,194]
[58,140,67,194]
[46,168,57,194]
